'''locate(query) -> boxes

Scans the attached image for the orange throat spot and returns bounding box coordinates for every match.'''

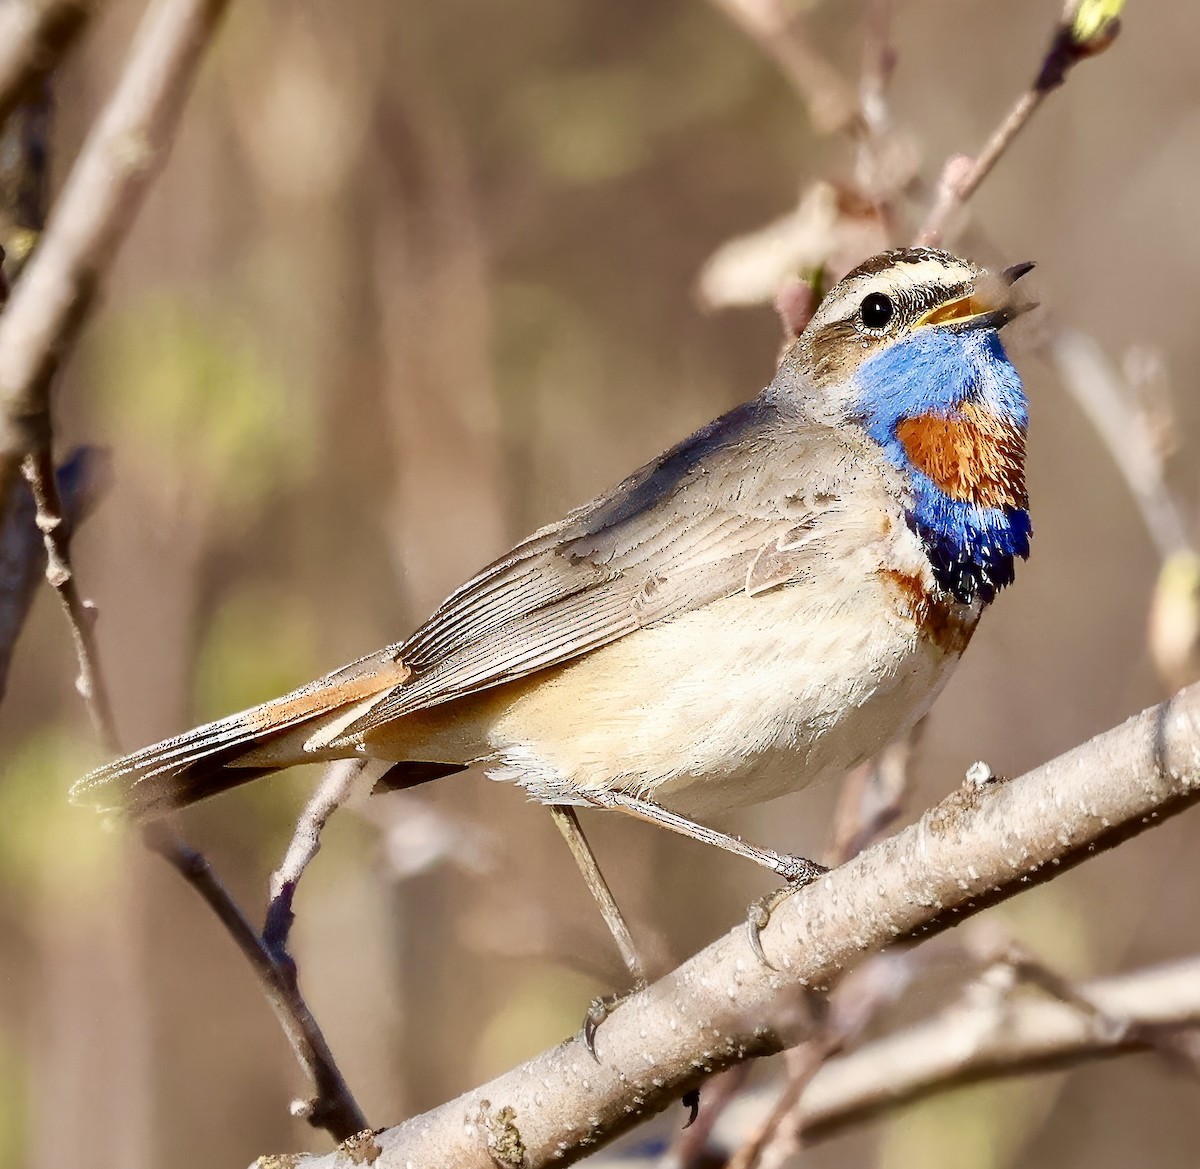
[895,404,1027,510]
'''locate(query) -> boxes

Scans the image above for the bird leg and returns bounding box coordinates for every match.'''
[549,804,648,1058]
[582,789,827,884]
[580,789,828,968]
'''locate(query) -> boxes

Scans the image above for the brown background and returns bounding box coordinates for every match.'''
[3,1,1199,1166]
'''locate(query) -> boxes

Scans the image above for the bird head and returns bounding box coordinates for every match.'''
[787,248,1035,605]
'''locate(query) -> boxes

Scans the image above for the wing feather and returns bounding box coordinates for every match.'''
[339,395,855,738]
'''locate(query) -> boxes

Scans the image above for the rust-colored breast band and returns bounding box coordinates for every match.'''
[879,568,977,657]
[895,403,1028,510]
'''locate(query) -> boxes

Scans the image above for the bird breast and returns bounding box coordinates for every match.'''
[481,517,977,819]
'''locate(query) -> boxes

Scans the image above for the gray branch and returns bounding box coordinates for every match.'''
[259,681,1200,1168]
[0,0,231,506]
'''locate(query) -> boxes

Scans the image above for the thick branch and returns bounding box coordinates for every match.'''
[0,0,231,502]
[266,682,1200,1168]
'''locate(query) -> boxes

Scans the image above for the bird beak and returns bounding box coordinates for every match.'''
[1002,261,1036,285]
[915,262,1038,332]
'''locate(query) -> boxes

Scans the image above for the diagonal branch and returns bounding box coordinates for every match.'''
[263,680,1200,1168]
[0,0,232,506]
[797,953,1200,1141]
[914,2,1124,246]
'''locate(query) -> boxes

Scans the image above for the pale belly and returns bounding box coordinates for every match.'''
[479,570,974,818]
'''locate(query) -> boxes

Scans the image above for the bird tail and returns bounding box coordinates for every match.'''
[70,648,413,820]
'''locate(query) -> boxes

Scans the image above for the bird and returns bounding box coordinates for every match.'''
[72,246,1033,994]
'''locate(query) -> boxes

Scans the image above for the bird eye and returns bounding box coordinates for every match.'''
[859,292,895,331]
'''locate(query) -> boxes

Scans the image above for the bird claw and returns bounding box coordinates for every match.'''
[583,982,646,1060]
[746,856,829,969]
[681,1087,701,1129]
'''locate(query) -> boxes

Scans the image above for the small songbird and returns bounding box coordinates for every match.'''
[73,247,1033,982]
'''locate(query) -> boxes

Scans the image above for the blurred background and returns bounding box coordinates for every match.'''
[2,0,1199,1165]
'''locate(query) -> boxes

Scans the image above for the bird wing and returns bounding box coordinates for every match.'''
[339,394,858,737]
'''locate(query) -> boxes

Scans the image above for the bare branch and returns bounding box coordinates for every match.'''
[263,759,372,961]
[0,0,232,505]
[263,680,1200,1168]
[0,0,98,129]
[0,444,106,699]
[915,6,1124,246]
[22,446,119,747]
[142,823,370,1140]
[704,0,859,135]
[797,954,1200,1140]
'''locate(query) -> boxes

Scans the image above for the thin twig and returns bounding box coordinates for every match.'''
[22,446,118,747]
[704,0,859,135]
[914,94,1043,247]
[266,680,1200,1168]
[264,759,370,961]
[23,440,368,1140]
[0,444,106,700]
[0,0,233,508]
[143,823,370,1139]
[1050,328,1191,561]
[914,7,1123,246]
[0,0,98,129]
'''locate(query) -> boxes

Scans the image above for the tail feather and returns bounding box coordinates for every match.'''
[70,648,410,820]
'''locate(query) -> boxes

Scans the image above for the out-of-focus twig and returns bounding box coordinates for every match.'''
[0,0,98,129]
[914,1,1125,246]
[726,1041,831,1169]
[704,0,859,135]
[827,723,918,866]
[0,0,233,510]
[1050,328,1190,561]
[797,954,1200,1141]
[1050,327,1200,689]
[857,0,894,139]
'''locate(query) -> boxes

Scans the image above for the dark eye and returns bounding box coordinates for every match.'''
[859,292,895,331]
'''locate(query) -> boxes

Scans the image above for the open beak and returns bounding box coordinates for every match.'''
[914,261,1037,332]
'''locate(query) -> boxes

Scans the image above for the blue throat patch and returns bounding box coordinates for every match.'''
[854,327,1031,605]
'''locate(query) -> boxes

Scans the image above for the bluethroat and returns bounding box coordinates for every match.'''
[73,247,1034,990]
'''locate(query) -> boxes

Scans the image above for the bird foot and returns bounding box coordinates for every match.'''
[582,981,647,1060]
[746,856,829,969]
